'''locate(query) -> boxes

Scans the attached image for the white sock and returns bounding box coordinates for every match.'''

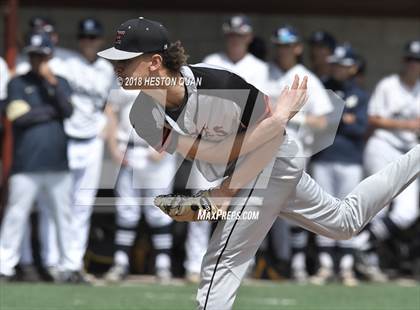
[292,252,306,271]
[319,252,334,269]
[353,231,371,251]
[156,253,171,270]
[340,254,354,271]
[114,250,129,267]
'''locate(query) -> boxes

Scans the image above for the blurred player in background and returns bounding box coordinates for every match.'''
[16,17,115,283]
[15,16,81,281]
[104,87,175,283]
[57,18,115,282]
[16,17,79,75]
[264,25,333,282]
[354,39,420,281]
[310,44,369,286]
[353,54,368,90]
[308,30,337,83]
[248,36,268,62]
[203,14,268,90]
[0,33,75,280]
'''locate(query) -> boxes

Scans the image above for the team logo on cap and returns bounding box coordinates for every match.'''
[410,41,420,53]
[31,34,43,46]
[231,16,243,27]
[115,30,126,45]
[335,46,346,58]
[85,19,95,30]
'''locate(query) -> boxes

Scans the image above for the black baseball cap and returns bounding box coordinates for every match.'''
[271,25,300,45]
[327,43,357,66]
[404,39,420,60]
[98,17,170,61]
[78,18,104,38]
[29,16,55,33]
[222,15,253,34]
[24,32,54,55]
[308,30,336,51]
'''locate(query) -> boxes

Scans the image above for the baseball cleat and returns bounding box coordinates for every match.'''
[310,267,334,285]
[104,264,129,283]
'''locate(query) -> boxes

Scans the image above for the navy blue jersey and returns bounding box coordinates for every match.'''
[6,71,73,173]
[313,78,369,164]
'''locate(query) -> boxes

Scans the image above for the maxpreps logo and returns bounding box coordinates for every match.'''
[115,30,126,45]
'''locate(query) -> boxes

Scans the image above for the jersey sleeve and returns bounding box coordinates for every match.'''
[6,78,30,121]
[0,58,9,101]
[6,77,58,126]
[368,79,388,118]
[129,93,179,154]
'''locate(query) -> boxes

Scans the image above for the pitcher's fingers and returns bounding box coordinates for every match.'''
[299,76,308,90]
[291,74,299,90]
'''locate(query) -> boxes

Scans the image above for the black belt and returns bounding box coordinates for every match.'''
[126,140,148,148]
[68,136,96,142]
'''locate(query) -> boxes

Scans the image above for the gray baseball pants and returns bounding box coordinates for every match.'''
[196,138,419,310]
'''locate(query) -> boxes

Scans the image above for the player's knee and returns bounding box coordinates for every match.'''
[333,200,364,240]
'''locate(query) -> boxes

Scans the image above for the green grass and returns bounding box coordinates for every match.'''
[0,281,419,310]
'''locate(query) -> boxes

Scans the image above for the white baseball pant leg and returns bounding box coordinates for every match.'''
[20,192,59,267]
[197,143,419,310]
[364,137,419,238]
[68,137,104,270]
[0,173,40,276]
[0,172,76,275]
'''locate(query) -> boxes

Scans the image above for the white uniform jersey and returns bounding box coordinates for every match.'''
[0,57,9,100]
[16,48,116,138]
[265,63,333,151]
[368,74,420,151]
[62,54,115,138]
[203,52,268,92]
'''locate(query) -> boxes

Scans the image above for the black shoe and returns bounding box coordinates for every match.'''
[18,265,41,282]
[0,273,16,282]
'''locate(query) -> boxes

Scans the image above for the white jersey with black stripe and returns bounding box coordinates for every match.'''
[129,64,271,181]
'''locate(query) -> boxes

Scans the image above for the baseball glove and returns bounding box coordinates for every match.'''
[154,190,220,221]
